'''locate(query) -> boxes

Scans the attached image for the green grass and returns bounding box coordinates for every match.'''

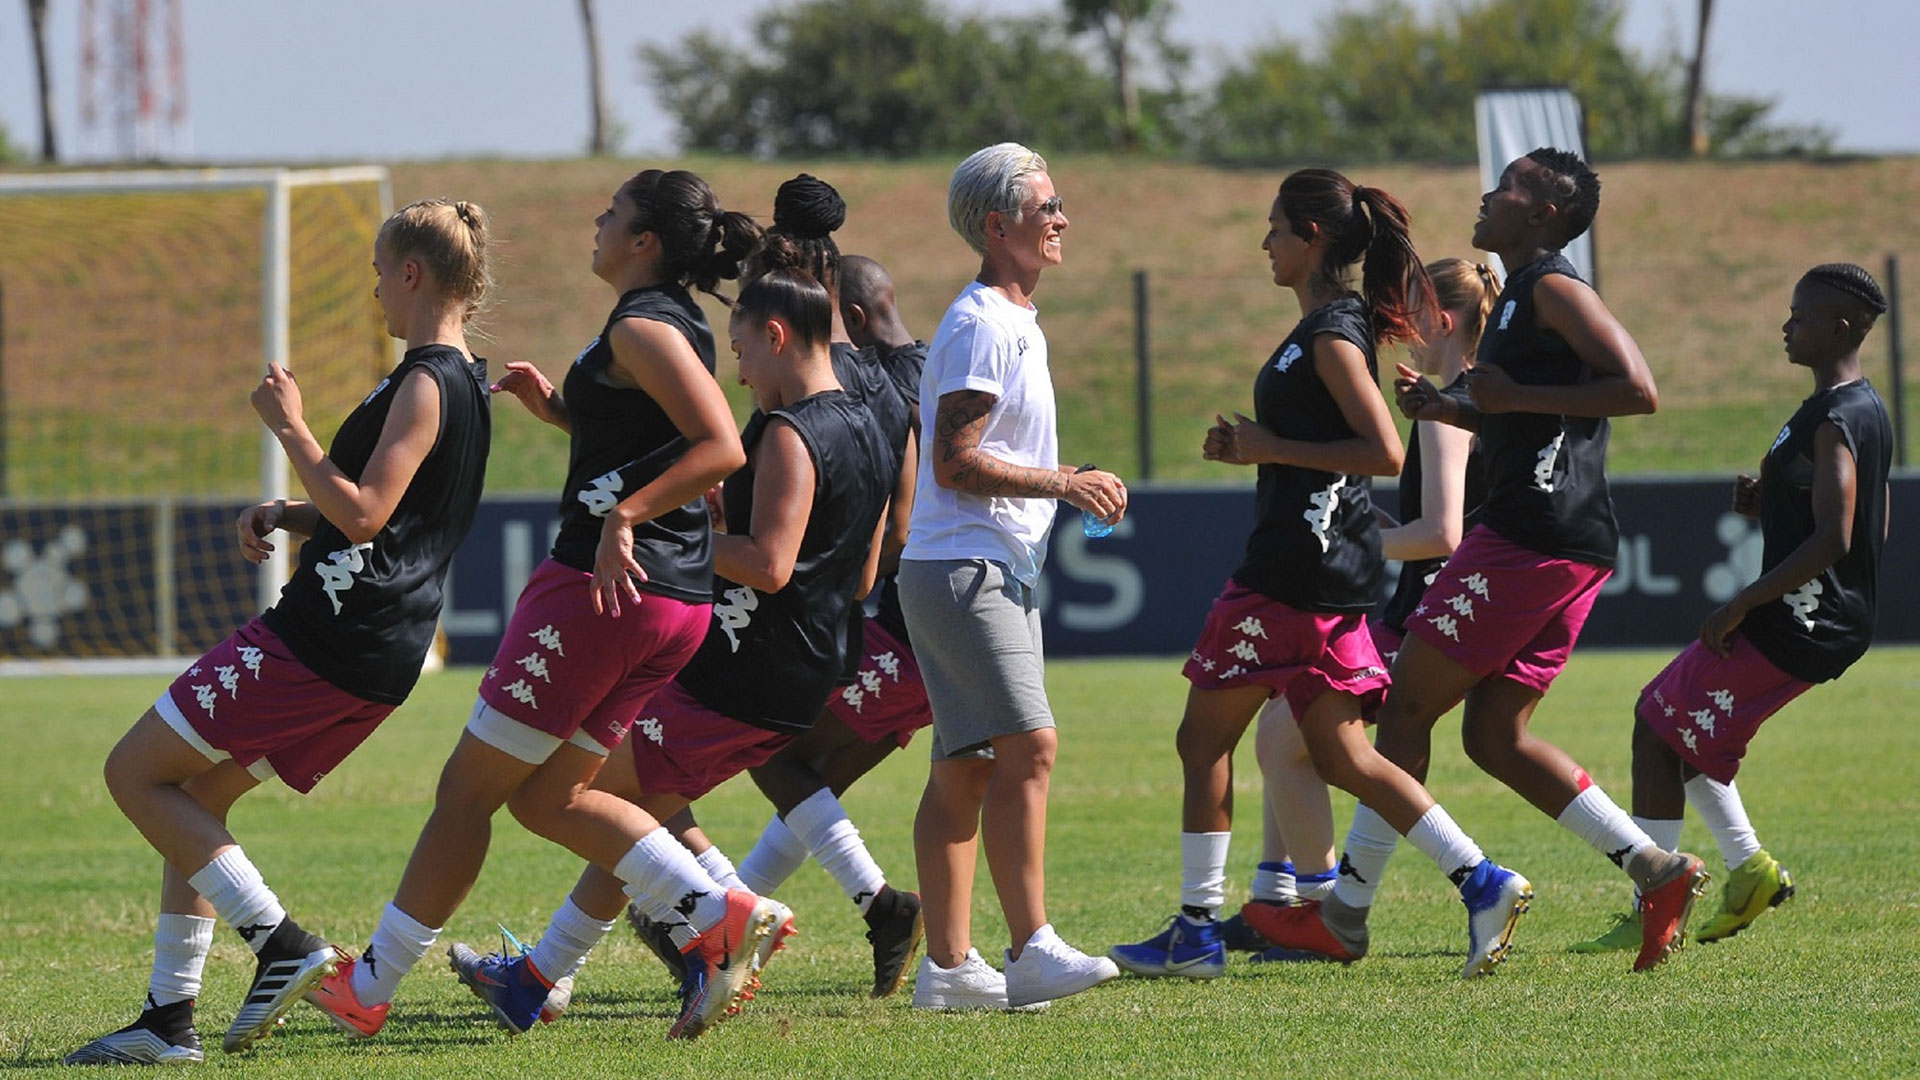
[5,649,1920,1076]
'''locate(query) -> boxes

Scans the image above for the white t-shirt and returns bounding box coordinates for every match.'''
[902,280,1060,585]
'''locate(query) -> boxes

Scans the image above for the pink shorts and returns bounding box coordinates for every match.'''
[153,616,393,794]
[1369,619,1407,667]
[1403,525,1610,694]
[1636,635,1812,783]
[478,559,710,750]
[627,680,794,799]
[826,620,931,749]
[1182,583,1390,721]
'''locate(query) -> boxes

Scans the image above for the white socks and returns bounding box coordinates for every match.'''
[1403,804,1484,880]
[527,896,616,985]
[1250,860,1296,903]
[1633,815,1684,853]
[696,846,747,892]
[785,788,886,914]
[1685,775,1763,868]
[616,829,730,950]
[1179,831,1231,912]
[148,914,215,1007]
[1557,785,1656,872]
[352,902,441,1007]
[186,848,284,954]
[737,813,809,895]
[1330,804,1400,909]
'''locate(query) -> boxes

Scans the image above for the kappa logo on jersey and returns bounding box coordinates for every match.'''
[1782,578,1823,630]
[714,585,760,652]
[1273,343,1304,373]
[573,337,600,366]
[1689,708,1717,737]
[1768,423,1792,456]
[529,624,566,656]
[314,542,374,615]
[216,664,241,698]
[1532,433,1565,492]
[515,651,553,683]
[577,469,625,517]
[238,645,264,679]
[360,377,391,407]
[193,683,219,717]
[1304,479,1342,552]
[500,678,539,709]
[639,716,665,746]
[1497,299,1517,331]
[1233,616,1268,639]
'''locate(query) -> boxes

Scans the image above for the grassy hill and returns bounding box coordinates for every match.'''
[390,156,1920,493]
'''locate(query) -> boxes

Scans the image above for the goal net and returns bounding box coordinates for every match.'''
[0,167,391,672]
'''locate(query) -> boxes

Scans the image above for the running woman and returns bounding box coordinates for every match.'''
[903,143,1127,1011]
[728,252,933,999]
[1259,148,1708,974]
[500,242,894,1025]
[1221,258,1500,959]
[67,199,495,1065]
[302,169,780,1043]
[1576,263,1891,954]
[1111,170,1529,983]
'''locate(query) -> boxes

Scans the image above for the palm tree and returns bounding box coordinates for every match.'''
[578,0,611,156]
[27,0,59,161]
[1682,0,1715,156]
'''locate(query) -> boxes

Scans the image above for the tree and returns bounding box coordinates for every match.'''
[1062,0,1187,152]
[642,0,1121,157]
[1682,0,1714,156]
[26,0,58,161]
[578,0,613,155]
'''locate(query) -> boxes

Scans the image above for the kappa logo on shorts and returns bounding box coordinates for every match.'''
[1444,594,1477,621]
[238,645,264,679]
[529,625,566,656]
[501,678,539,709]
[216,664,241,698]
[515,651,553,683]
[639,717,665,746]
[1220,663,1246,680]
[872,651,902,681]
[1228,639,1261,664]
[842,683,867,713]
[1461,573,1492,602]
[1233,616,1268,639]
[192,683,219,717]
[1689,708,1717,737]
[1429,613,1462,641]
[1678,727,1699,752]
[1709,689,1736,715]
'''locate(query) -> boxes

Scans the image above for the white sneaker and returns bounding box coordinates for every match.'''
[1003,924,1120,1007]
[911,948,1048,1012]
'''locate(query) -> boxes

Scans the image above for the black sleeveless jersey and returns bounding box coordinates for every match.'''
[262,345,490,704]
[1740,380,1891,683]
[1380,409,1490,633]
[877,340,930,416]
[675,390,894,734]
[549,284,715,604]
[830,343,913,679]
[1472,252,1618,567]
[1230,297,1384,612]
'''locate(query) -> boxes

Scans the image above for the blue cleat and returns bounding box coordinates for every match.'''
[1108,914,1226,979]
[448,933,553,1035]
[1458,861,1532,979]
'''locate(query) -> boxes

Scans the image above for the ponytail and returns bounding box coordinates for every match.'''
[1278,169,1433,347]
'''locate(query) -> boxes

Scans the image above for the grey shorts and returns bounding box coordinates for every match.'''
[896,557,1055,760]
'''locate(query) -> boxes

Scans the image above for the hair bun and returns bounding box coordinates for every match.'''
[773,174,846,240]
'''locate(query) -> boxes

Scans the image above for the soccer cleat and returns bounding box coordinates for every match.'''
[668,890,776,1040]
[222,926,339,1052]
[1217,903,1277,953]
[304,951,388,1037]
[756,897,799,979]
[1569,910,1642,954]
[626,903,690,983]
[1459,861,1532,979]
[1636,853,1709,972]
[64,1002,204,1065]
[863,887,922,998]
[1237,900,1365,964]
[1695,850,1793,944]
[911,948,1048,1012]
[448,940,553,1035]
[538,975,575,1024]
[1003,924,1120,1007]
[1108,914,1226,979]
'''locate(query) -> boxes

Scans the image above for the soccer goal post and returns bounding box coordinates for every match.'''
[0,166,392,674]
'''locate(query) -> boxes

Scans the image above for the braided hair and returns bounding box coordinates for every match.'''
[1521,148,1602,245]
[1801,262,1888,319]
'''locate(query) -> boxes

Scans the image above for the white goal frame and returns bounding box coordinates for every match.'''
[0,167,391,675]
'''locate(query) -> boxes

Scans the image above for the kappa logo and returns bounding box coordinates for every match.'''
[1461,573,1492,601]
[872,651,902,681]
[1708,689,1736,715]
[238,645,265,679]
[1232,616,1268,639]
[501,678,538,709]
[360,377,391,407]
[1497,299,1516,330]
[529,625,566,656]
[1337,852,1368,884]
[1429,613,1462,641]
[1679,727,1699,752]
[714,585,760,652]
[1228,639,1261,664]
[573,337,600,366]
[216,664,241,698]
[1532,433,1565,492]
[841,683,868,713]
[1444,594,1477,620]
[1220,663,1246,680]
[314,542,374,615]
[193,683,219,718]
[1690,708,1717,737]
[577,469,625,517]
[1782,579,1823,630]
[1304,479,1342,552]
[1768,423,1792,456]
[515,651,553,682]
[1274,343,1304,372]
[639,717,665,745]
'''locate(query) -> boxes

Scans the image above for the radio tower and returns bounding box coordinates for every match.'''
[79,0,188,161]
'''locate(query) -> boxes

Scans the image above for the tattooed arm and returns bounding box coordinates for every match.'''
[931,389,1127,521]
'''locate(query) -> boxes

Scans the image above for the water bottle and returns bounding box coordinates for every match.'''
[1075,463,1116,538]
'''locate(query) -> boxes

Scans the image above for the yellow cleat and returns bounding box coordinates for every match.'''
[1569,909,1641,953]
[1695,850,1794,943]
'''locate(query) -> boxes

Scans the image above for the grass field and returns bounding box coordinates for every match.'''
[6,649,1920,1077]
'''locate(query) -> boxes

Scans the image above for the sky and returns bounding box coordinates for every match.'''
[1,0,1916,163]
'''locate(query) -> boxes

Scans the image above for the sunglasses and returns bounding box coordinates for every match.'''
[1014,195,1065,220]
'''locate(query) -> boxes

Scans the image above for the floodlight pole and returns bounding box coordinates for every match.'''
[261,172,292,611]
